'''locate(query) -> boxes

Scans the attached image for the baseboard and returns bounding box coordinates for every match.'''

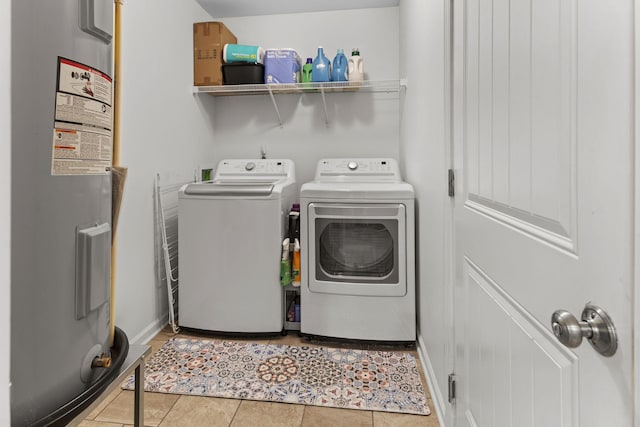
[416,333,448,427]
[128,313,169,345]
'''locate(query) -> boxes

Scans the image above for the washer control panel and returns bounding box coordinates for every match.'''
[315,158,399,181]
[215,159,294,179]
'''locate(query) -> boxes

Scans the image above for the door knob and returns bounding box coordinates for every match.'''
[551,304,617,357]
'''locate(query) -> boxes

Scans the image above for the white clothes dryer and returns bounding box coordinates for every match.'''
[178,159,296,334]
[300,158,415,342]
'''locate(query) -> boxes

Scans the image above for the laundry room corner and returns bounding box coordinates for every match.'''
[399,0,453,425]
[113,0,219,344]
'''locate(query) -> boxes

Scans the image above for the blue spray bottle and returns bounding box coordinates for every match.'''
[331,48,348,82]
[312,46,331,82]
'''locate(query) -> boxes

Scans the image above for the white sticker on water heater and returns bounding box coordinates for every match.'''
[51,57,113,176]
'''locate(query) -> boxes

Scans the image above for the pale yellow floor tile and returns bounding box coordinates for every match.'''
[230,401,304,427]
[153,327,177,340]
[301,406,373,427]
[84,388,123,420]
[373,410,440,427]
[409,359,431,400]
[77,420,124,427]
[159,395,240,427]
[95,390,179,426]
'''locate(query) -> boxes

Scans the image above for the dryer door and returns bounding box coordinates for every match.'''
[307,203,407,296]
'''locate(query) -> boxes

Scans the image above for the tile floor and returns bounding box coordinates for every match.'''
[79,327,441,427]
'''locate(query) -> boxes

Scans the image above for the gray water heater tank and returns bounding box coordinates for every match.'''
[10,0,124,424]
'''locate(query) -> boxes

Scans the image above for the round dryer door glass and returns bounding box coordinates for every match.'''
[318,222,395,279]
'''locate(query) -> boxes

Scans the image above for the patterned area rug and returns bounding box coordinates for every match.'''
[122,337,430,416]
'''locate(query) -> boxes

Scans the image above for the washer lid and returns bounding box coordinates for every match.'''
[183,181,275,196]
[181,159,296,199]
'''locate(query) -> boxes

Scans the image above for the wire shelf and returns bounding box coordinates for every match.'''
[193,79,406,126]
[192,79,406,96]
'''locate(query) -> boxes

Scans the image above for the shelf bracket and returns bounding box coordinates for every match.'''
[320,85,329,127]
[266,85,284,127]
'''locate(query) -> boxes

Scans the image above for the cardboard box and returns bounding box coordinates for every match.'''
[193,22,237,86]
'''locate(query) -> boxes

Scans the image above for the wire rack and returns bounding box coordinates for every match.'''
[154,174,190,333]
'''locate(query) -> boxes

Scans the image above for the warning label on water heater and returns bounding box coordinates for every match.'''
[51,57,113,175]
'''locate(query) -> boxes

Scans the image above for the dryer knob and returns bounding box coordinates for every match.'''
[348,161,358,171]
[245,162,256,171]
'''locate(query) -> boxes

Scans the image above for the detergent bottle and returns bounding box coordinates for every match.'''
[331,48,348,82]
[348,48,364,82]
[312,46,331,82]
[302,58,313,84]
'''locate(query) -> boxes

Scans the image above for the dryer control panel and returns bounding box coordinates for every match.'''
[315,158,400,181]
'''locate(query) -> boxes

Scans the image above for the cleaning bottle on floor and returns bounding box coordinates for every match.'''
[292,238,301,286]
[280,238,292,285]
[294,296,301,322]
[289,204,301,286]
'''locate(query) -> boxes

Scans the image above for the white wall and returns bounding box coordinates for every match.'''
[399,0,451,423]
[213,8,401,187]
[0,0,10,421]
[115,0,217,343]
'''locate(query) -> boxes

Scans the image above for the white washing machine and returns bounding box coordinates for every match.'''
[178,159,296,334]
[300,158,415,342]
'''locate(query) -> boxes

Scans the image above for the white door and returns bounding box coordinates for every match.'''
[452,0,634,425]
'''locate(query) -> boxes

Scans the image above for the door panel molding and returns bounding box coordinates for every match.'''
[464,0,578,253]
[461,257,577,427]
[465,195,575,254]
